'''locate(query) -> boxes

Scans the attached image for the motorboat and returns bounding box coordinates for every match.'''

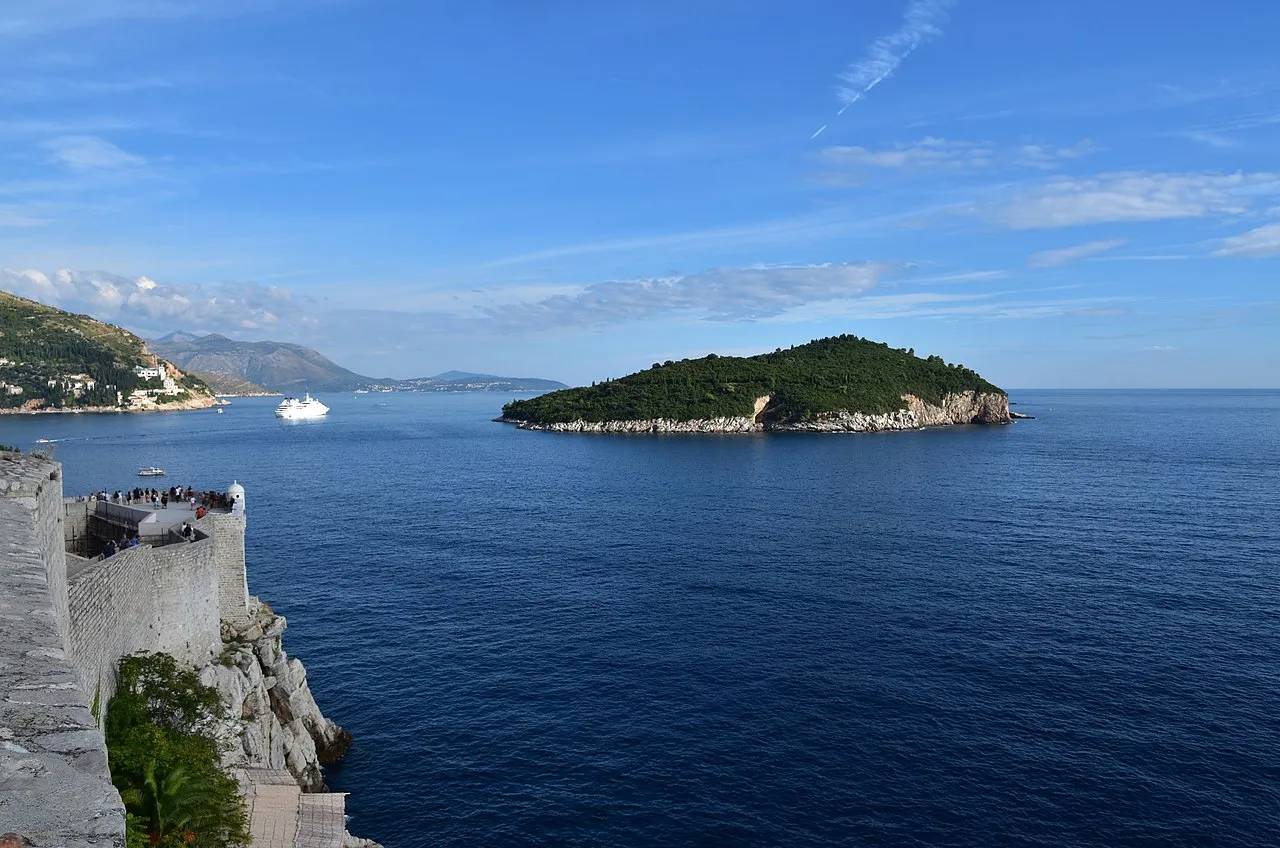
[275,393,330,420]
[216,408,224,414]
[138,466,166,477]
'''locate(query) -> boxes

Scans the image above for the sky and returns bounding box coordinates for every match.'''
[1,0,1278,388]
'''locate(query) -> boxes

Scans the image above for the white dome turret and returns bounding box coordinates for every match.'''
[227,480,246,513]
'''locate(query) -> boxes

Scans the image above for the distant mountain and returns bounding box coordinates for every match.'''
[149,333,567,394]
[0,292,215,412]
[150,333,370,393]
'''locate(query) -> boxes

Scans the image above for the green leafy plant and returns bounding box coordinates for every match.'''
[106,653,249,848]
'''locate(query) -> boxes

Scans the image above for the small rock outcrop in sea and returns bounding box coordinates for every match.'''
[199,599,352,792]
[504,390,1012,434]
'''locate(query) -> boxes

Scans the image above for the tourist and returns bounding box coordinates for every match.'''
[152,494,159,510]
[102,539,116,559]
[161,493,168,509]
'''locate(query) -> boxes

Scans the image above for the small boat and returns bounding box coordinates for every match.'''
[216,408,224,414]
[35,438,57,444]
[275,393,330,420]
[138,466,166,477]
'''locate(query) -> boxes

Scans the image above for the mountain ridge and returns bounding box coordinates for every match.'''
[149,333,567,393]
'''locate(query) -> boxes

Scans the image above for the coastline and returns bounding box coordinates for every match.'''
[500,390,1013,434]
[0,397,218,415]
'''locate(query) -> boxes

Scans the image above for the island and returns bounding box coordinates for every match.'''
[499,334,1011,433]
[0,291,216,413]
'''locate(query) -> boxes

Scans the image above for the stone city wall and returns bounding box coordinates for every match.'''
[0,454,250,846]
[0,453,126,847]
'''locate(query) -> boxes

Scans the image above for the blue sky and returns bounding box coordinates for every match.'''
[1,0,1278,387]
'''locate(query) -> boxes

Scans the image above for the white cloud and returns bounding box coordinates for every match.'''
[1028,238,1128,268]
[42,135,144,170]
[821,137,994,170]
[1,267,304,331]
[831,0,955,113]
[817,137,1095,176]
[483,263,891,330]
[1212,223,1280,258]
[984,171,1280,230]
[1014,139,1098,169]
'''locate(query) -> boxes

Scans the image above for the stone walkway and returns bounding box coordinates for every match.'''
[238,768,347,848]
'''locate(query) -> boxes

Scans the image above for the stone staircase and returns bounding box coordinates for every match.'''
[238,768,348,848]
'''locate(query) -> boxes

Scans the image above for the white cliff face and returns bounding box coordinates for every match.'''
[198,600,352,793]
[504,391,1011,434]
[782,391,1011,432]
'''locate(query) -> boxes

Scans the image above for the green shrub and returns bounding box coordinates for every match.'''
[106,653,249,848]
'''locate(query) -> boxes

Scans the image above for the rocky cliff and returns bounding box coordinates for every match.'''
[504,391,1012,434]
[199,599,351,792]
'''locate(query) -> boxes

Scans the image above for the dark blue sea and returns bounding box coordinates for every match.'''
[5,390,1279,847]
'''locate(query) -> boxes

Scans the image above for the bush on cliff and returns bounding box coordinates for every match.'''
[106,653,249,848]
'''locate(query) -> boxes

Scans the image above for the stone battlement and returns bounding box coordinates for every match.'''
[0,453,252,847]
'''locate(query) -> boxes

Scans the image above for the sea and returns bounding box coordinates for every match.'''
[3,389,1279,847]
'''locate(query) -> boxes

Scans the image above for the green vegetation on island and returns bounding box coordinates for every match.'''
[0,291,212,411]
[106,653,250,848]
[502,334,1003,425]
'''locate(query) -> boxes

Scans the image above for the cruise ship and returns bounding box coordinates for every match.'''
[275,393,330,420]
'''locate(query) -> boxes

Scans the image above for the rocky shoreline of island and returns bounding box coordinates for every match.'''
[500,391,1014,434]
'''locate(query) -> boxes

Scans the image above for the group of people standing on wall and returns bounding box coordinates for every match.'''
[95,486,232,512]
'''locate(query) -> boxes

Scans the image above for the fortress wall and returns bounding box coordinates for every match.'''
[67,545,161,716]
[1,453,253,846]
[199,511,250,624]
[150,536,222,665]
[0,454,126,847]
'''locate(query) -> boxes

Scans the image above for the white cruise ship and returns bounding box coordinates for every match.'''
[275,393,330,420]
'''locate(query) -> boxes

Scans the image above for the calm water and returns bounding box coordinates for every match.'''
[4,390,1279,847]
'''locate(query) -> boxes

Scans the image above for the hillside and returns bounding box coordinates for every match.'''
[151,332,568,393]
[190,370,278,396]
[0,291,215,412]
[501,334,1008,431]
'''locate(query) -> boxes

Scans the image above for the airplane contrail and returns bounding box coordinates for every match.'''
[811,0,955,139]
[810,125,828,140]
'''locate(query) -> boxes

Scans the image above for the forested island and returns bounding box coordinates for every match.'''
[500,334,1011,433]
[0,291,215,412]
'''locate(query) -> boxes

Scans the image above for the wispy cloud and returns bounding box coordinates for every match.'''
[816,136,1095,177]
[1,267,305,332]
[0,0,329,40]
[1014,139,1098,169]
[0,208,51,228]
[981,171,1280,230]
[1028,238,1128,268]
[42,135,145,170]
[1212,222,1280,258]
[483,263,893,330]
[481,209,908,268]
[812,0,956,138]
[821,137,993,170]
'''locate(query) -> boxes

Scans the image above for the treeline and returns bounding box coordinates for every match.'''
[503,334,1003,425]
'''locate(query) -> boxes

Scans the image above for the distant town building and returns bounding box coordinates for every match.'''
[134,365,164,380]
